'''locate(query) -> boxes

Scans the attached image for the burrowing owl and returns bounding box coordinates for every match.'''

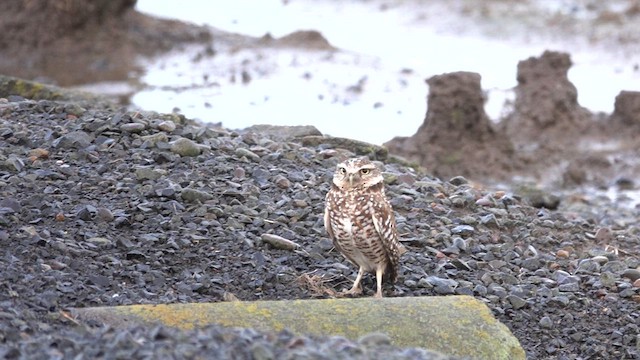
[324,157,406,298]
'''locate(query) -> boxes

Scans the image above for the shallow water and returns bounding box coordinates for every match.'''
[133,0,640,145]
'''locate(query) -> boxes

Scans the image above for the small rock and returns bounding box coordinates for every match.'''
[591,255,609,265]
[233,167,246,179]
[601,261,627,274]
[180,188,214,203]
[64,103,86,116]
[250,343,274,360]
[475,197,494,206]
[116,237,135,249]
[576,259,600,273]
[450,258,471,271]
[600,272,617,287]
[120,123,146,132]
[261,234,300,251]
[96,207,115,222]
[28,148,49,160]
[451,225,474,236]
[549,295,570,307]
[452,237,467,252]
[235,148,261,162]
[539,316,554,329]
[448,176,468,185]
[86,237,112,247]
[5,155,25,172]
[621,269,640,282]
[157,120,177,132]
[425,276,458,295]
[479,214,499,227]
[171,138,202,157]
[594,227,613,242]
[0,198,21,213]
[558,283,580,292]
[141,133,169,147]
[273,175,291,189]
[54,131,94,149]
[556,249,570,259]
[135,167,167,181]
[506,294,527,309]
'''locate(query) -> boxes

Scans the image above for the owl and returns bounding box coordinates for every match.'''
[324,157,406,298]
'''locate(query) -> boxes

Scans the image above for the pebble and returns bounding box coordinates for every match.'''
[539,316,554,329]
[622,269,640,282]
[135,167,167,180]
[180,188,214,202]
[424,276,458,294]
[170,138,202,156]
[85,237,112,247]
[157,120,177,132]
[273,175,291,189]
[261,234,300,251]
[506,294,528,309]
[141,133,169,147]
[120,123,146,132]
[235,147,261,162]
[451,225,474,236]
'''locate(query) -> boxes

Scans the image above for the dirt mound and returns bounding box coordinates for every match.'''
[385,51,640,188]
[500,50,592,149]
[385,71,515,180]
[611,90,640,129]
[0,0,210,86]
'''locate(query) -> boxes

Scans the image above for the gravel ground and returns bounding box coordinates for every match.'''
[0,96,639,359]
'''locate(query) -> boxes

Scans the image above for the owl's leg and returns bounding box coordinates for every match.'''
[374,267,384,298]
[343,267,364,295]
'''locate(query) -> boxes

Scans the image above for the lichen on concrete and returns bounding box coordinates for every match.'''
[72,295,525,360]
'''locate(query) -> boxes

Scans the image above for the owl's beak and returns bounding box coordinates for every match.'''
[348,173,355,187]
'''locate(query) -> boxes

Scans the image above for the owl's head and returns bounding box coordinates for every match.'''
[332,157,383,190]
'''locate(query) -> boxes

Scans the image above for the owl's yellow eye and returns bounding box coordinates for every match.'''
[360,168,370,175]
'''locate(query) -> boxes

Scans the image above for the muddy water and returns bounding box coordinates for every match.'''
[132,0,640,146]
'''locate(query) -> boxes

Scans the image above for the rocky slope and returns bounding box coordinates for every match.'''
[0,80,639,358]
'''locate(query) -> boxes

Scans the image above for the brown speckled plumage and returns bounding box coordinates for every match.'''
[324,157,406,297]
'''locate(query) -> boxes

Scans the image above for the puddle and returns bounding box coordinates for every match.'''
[132,0,640,145]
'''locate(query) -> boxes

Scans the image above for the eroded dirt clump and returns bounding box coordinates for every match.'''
[385,51,640,189]
[500,50,592,149]
[0,0,210,86]
[610,90,640,129]
[385,71,516,180]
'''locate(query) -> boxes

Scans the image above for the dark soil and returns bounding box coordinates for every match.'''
[0,0,210,86]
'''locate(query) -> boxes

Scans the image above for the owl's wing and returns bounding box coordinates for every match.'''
[323,205,335,240]
[371,198,407,266]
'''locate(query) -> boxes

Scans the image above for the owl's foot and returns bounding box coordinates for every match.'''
[341,286,362,296]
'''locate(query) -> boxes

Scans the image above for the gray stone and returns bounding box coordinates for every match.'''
[171,138,202,157]
[52,130,94,149]
[235,148,261,162]
[120,123,146,132]
[261,234,300,251]
[157,120,177,132]
[135,167,167,181]
[180,188,213,202]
